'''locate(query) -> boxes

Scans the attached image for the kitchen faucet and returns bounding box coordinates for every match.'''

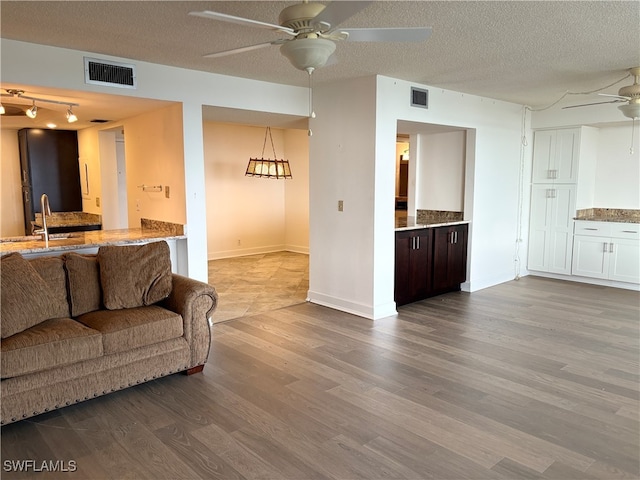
[33,193,51,247]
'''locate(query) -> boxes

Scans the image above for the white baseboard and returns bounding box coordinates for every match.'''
[528,271,640,291]
[208,244,308,261]
[307,290,397,320]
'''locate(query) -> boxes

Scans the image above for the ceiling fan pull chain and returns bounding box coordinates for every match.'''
[630,118,636,155]
[307,67,315,136]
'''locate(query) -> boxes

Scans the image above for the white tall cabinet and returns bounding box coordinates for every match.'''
[527,127,598,275]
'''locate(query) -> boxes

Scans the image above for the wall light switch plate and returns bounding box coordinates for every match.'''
[95,197,100,207]
[338,200,344,212]
[165,186,170,198]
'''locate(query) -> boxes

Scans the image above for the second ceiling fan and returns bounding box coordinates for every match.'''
[190,1,432,74]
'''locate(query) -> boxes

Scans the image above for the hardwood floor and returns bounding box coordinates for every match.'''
[2,276,638,479]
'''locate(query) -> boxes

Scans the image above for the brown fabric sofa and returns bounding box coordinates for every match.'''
[0,241,217,425]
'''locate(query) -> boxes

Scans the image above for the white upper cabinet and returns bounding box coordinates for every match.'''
[532,128,580,183]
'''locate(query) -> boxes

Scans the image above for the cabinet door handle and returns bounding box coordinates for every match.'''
[416,236,420,249]
[584,227,598,231]
[622,230,638,233]
[603,242,608,253]
[454,231,458,244]
[610,242,614,253]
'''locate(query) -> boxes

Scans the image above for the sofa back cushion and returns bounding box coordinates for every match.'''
[64,253,102,317]
[97,241,172,310]
[29,256,71,319]
[0,253,59,338]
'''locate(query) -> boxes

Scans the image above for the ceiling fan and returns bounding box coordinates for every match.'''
[563,67,640,119]
[189,1,432,74]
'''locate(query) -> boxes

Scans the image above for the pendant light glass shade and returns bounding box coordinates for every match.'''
[245,127,292,179]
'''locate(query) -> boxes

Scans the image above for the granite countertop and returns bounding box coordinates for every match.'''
[395,217,469,231]
[33,211,102,228]
[396,210,469,231]
[0,219,185,256]
[574,208,640,224]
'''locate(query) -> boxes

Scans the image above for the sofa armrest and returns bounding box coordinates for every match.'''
[160,274,217,368]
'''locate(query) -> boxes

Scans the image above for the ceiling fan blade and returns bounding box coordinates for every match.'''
[189,11,296,36]
[598,93,630,100]
[341,27,432,42]
[312,1,372,29]
[562,100,626,109]
[203,40,287,59]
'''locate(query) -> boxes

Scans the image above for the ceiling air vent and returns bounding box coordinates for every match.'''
[84,57,137,89]
[411,87,428,109]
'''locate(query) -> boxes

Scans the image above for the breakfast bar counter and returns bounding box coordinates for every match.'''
[0,218,185,257]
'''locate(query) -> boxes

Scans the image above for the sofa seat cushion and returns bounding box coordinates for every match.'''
[1,318,103,379]
[76,305,183,355]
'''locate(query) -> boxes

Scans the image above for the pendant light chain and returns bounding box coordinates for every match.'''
[261,126,278,159]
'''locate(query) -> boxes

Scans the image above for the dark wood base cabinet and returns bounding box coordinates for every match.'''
[395,224,468,306]
[395,229,432,306]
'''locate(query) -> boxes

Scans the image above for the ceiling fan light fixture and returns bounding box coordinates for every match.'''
[0,104,5,115]
[280,37,336,71]
[618,102,640,119]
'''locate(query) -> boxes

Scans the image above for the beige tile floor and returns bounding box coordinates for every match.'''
[208,251,309,323]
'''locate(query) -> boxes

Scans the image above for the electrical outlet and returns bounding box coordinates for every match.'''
[136,199,140,211]
[237,239,241,246]
[95,197,100,207]
[338,200,344,212]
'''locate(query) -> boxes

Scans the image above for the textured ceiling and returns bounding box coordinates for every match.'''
[1,1,639,126]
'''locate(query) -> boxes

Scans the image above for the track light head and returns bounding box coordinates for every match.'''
[66,107,78,123]
[26,102,37,119]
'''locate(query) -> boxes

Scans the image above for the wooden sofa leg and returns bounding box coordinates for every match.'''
[184,365,204,375]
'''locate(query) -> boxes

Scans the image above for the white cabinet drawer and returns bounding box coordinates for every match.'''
[574,221,611,237]
[610,223,640,240]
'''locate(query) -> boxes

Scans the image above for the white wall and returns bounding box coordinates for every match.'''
[284,128,310,252]
[309,76,381,318]
[416,131,466,211]
[594,125,640,208]
[0,129,24,236]
[203,122,309,259]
